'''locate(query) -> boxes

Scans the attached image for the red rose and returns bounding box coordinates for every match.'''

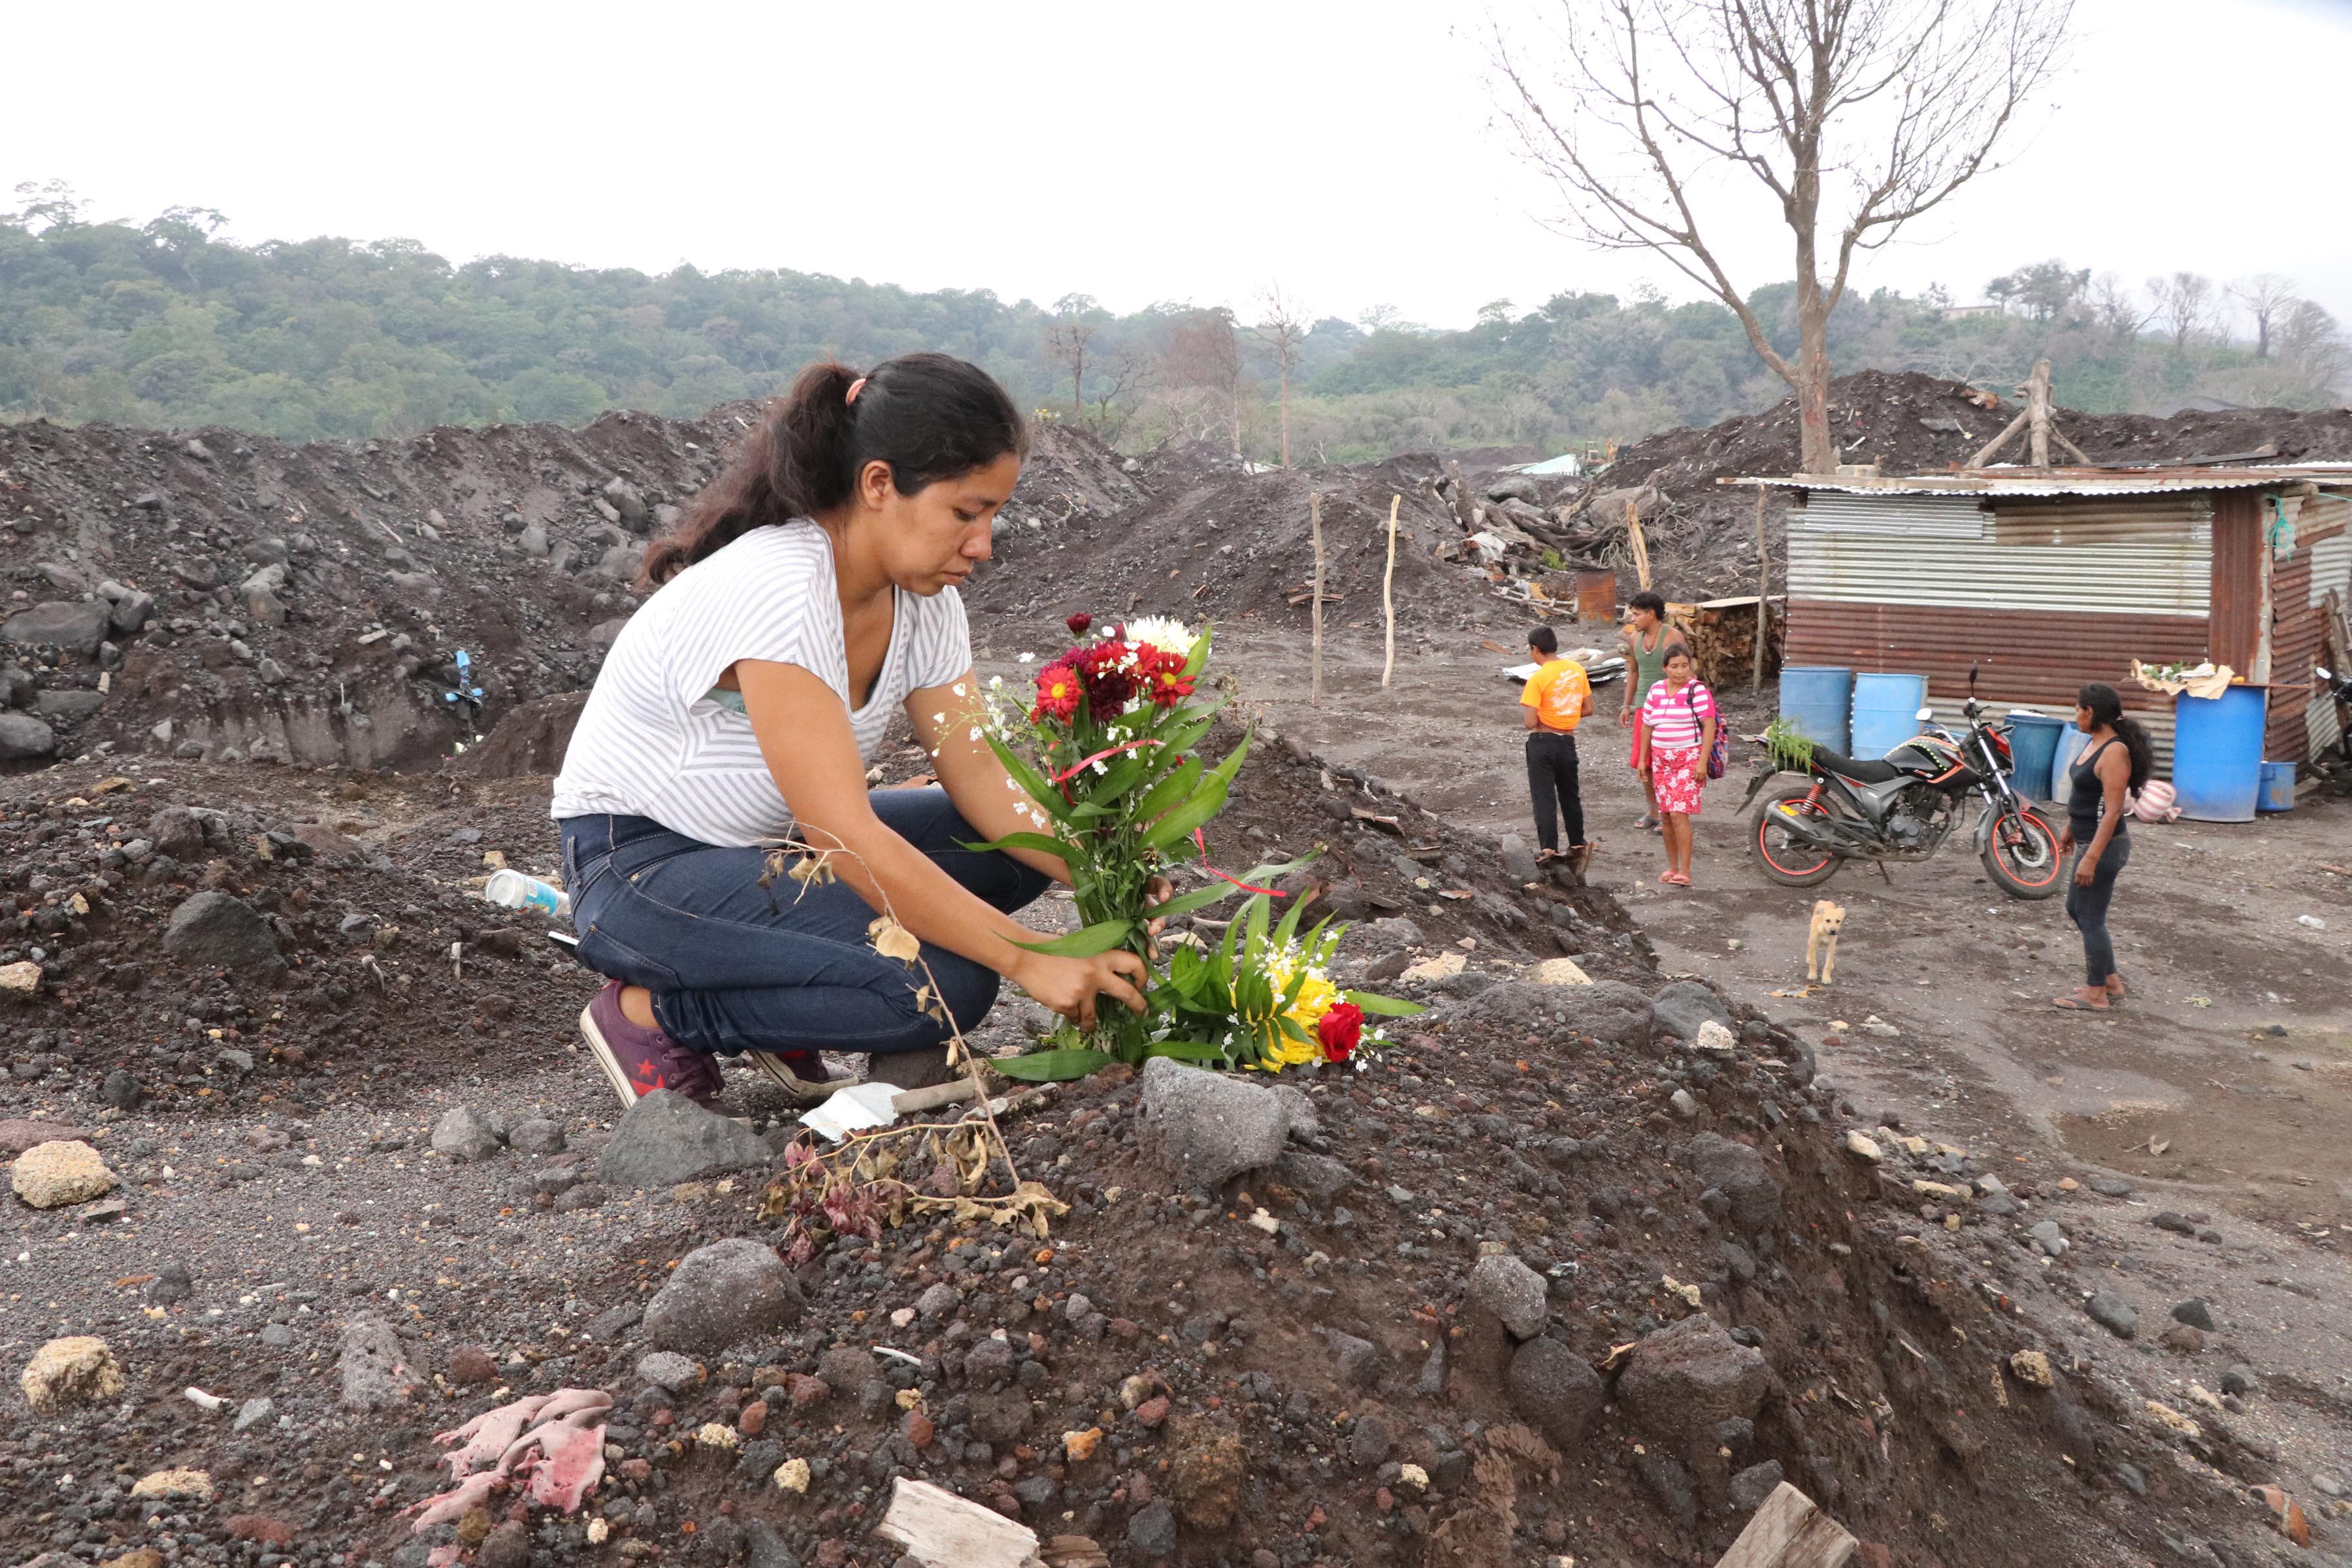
[1317,1002,1364,1062]
[1066,612,1093,636]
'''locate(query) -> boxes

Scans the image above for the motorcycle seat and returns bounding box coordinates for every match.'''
[1814,746,1904,785]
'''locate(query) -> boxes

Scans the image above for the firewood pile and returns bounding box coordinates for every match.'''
[1668,596,1784,689]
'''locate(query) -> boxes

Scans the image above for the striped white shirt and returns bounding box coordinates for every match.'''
[550,521,970,846]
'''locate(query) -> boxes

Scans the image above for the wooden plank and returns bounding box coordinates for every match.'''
[874,1477,1044,1568]
[1713,1482,1857,1568]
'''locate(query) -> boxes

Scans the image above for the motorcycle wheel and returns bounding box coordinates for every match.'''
[1751,787,1841,887]
[1981,804,2063,900]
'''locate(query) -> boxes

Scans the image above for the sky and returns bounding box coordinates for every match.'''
[10,0,2350,335]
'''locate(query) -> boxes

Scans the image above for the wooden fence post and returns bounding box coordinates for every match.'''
[1381,493,1400,689]
[1310,491,1326,708]
[1753,483,1770,691]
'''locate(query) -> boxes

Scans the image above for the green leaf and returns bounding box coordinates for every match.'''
[959,831,1071,860]
[1010,919,1136,956]
[1143,881,1242,921]
[988,1049,1112,1082]
[1342,990,1426,1017]
[987,733,1068,823]
[1146,1040,1230,1064]
[1140,777,1228,850]
[1132,755,1203,826]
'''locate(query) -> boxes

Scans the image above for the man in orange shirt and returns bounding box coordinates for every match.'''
[1520,625,1594,874]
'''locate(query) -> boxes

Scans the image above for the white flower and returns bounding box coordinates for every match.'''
[968,727,983,742]
[1124,615,1198,659]
[988,675,1005,690]
[932,713,946,723]
[952,683,967,696]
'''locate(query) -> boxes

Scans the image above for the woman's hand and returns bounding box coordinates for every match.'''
[2073,852,2099,887]
[1616,706,1633,730]
[1143,875,1174,956]
[2056,826,2074,857]
[1013,949,1149,1030]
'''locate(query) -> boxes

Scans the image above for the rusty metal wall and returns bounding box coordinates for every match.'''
[2208,491,2262,670]
[1782,598,2202,714]
[2267,551,2319,764]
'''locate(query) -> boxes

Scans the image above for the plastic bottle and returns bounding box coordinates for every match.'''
[482,868,571,921]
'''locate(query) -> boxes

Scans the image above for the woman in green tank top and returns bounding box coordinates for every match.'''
[1616,590,1686,831]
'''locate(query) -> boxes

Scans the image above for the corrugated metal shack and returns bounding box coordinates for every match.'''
[1740,467,2352,770]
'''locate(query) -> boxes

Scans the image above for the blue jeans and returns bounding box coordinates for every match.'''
[2065,832,2130,987]
[559,789,1053,1056]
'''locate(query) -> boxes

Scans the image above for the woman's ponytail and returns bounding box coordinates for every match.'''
[2078,682,2155,792]
[642,353,1025,585]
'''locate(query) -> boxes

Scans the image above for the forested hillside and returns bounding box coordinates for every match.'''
[2,187,2341,461]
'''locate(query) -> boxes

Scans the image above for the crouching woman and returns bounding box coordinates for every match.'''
[549,354,1145,1109]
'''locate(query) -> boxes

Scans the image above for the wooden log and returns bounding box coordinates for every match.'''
[1627,499,1652,589]
[875,1477,1045,1567]
[1712,1482,1858,1568]
[1310,491,1326,708]
[2026,359,2053,468]
[1381,493,1400,689]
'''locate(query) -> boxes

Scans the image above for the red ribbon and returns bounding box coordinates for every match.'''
[1195,828,1286,897]
[1047,736,1164,787]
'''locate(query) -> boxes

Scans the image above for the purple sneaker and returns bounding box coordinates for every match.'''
[578,982,726,1111]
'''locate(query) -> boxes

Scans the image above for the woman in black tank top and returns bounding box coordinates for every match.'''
[2053,683,2154,1011]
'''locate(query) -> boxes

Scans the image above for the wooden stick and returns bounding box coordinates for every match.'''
[2026,358,2053,468]
[1309,491,1326,708]
[1626,499,1652,590]
[1381,493,1400,689]
[1753,483,1770,691]
[1712,1482,1857,1568]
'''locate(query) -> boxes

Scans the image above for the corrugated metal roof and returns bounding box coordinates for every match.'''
[1725,465,2352,498]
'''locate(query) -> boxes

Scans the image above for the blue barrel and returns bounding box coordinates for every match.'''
[2257,760,2295,812]
[1851,673,1930,759]
[1778,666,1853,755]
[2006,712,2066,802]
[2172,685,2268,822]
[2050,723,2088,810]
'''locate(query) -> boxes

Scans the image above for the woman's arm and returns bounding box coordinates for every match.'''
[736,659,1143,1024]
[2077,740,2131,885]
[911,674,1071,885]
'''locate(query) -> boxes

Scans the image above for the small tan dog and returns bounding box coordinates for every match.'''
[1806,898,1846,985]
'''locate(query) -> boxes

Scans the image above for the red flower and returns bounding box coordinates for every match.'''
[1317,1002,1364,1062]
[1032,659,1081,722]
[1136,644,1195,707]
[1071,638,1139,715]
[1066,612,1093,637]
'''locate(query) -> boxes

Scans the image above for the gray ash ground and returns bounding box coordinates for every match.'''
[0,742,2321,1568]
[8,396,2349,1568]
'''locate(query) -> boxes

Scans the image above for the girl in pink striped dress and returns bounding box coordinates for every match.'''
[1635,647,1716,887]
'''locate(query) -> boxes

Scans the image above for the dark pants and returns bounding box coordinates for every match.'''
[558,788,1053,1057]
[1525,730,1586,853]
[2065,832,2131,987]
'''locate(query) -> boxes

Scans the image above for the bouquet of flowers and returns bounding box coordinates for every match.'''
[972,612,1417,1079]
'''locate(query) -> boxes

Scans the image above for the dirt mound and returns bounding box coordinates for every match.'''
[1,405,1144,776]
[0,732,2296,1567]
[1572,368,2352,600]
[975,452,1536,645]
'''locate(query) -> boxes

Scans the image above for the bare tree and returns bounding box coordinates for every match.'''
[1042,293,1098,420]
[2147,271,2212,355]
[1090,344,1151,439]
[2277,299,2346,390]
[2227,272,2296,359]
[1250,284,1311,467]
[2085,270,2153,350]
[1490,0,2073,474]
[1160,308,1244,455]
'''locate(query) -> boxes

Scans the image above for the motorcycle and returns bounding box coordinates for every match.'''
[1740,666,2064,900]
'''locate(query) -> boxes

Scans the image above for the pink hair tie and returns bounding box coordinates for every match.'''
[845,376,867,405]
